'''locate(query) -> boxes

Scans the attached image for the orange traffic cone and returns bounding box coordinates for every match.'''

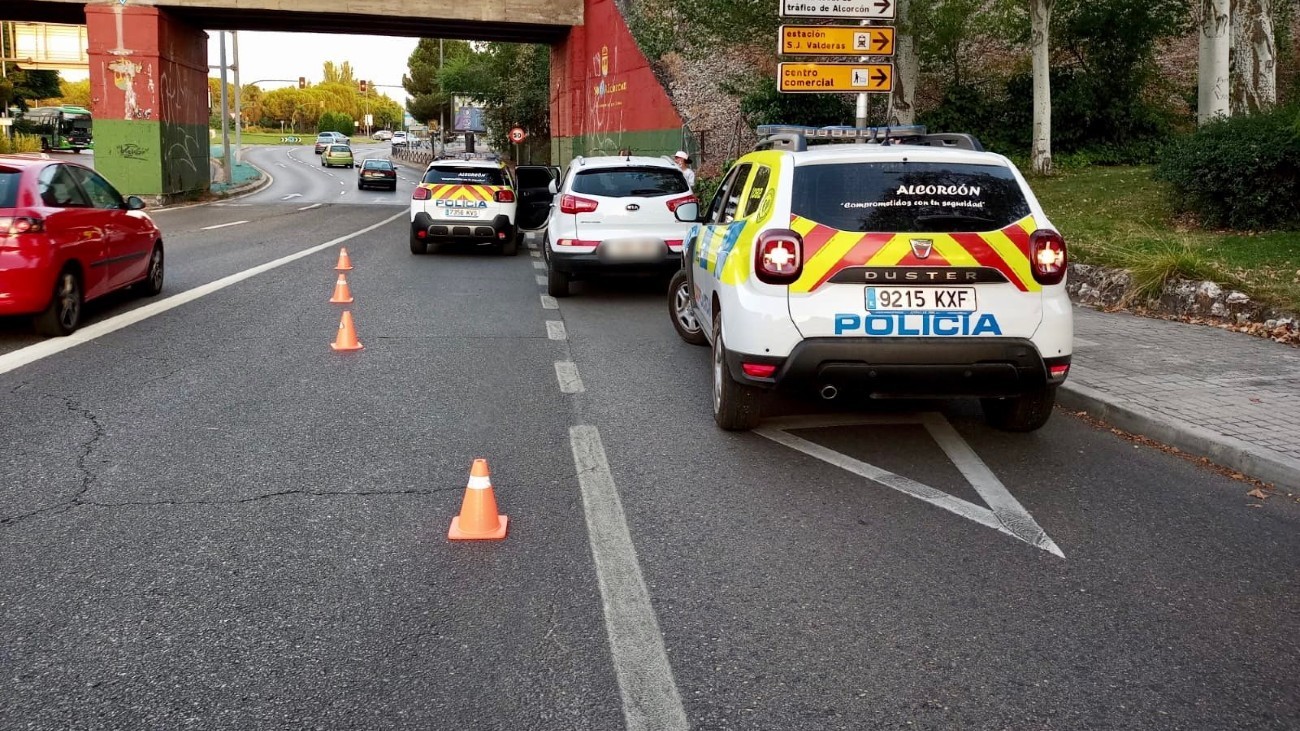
[335,247,353,271]
[448,458,508,540]
[329,274,354,303]
[330,310,364,351]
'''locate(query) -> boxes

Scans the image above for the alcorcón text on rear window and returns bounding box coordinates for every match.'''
[422,166,506,186]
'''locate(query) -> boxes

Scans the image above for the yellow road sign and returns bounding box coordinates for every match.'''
[779,25,895,57]
[778,63,894,93]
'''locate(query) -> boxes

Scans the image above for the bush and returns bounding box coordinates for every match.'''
[1155,106,1300,230]
[317,111,355,137]
[0,133,42,154]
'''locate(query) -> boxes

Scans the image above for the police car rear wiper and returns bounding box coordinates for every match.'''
[914,214,996,226]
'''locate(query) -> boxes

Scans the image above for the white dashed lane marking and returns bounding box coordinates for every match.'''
[200,220,249,231]
[546,321,567,340]
[554,361,584,394]
[540,295,558,310]
[535,275,547,286]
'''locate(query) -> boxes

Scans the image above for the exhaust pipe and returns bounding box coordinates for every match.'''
[820,384,838,401]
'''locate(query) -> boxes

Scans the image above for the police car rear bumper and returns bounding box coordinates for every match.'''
[413,212,514,243]
[726,337,1071,398]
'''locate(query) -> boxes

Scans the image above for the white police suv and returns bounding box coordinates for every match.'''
[669,125,1072,431]
[409,156,554,256]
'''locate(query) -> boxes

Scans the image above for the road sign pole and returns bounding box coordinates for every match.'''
[855,19,869,138]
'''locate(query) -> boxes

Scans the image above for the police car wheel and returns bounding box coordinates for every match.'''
[668,270,706,346]
[409,230,427,255]
[981,386,1057,432]
[501,233,518,257]
[712,313,762,431]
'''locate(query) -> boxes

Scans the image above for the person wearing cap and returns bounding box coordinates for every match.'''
[673,150,696,190]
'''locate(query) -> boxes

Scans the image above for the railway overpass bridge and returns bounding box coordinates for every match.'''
[7,0,687,200]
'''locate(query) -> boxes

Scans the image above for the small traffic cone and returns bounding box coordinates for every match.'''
[335,247,353,271]
[449,458,508,540]
[329,274,354,303]
[330,310,364,351]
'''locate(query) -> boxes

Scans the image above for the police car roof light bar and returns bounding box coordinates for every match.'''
[753,124,983,153]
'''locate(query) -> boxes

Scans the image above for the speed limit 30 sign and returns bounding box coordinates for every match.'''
[509,127,527,143]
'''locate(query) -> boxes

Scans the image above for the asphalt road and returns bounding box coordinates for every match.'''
[0,169,1296,729]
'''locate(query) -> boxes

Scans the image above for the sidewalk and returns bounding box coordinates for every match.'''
[1060,306,1300,490]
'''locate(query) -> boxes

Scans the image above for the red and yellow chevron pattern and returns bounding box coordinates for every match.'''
[419,184,507,201]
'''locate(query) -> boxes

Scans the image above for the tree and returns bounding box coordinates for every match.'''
[6,69,61,110]
[1030,0,1055,174]
[58,79,91,108]
[437,43,552,157]
[1230,0,1276,114]
[322,61,356,86]
[1197,0,1231,123]
[891,0,917,125]
[404,39,473,127]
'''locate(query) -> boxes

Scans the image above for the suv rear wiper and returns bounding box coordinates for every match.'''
[629,188,669,196]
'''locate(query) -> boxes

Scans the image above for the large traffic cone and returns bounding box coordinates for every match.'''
[330,310,364,352]
[449,458,508,540]
[329,274,354,304]
[335,247,353,271]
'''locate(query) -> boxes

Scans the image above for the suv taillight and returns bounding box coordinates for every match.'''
[412,187,431,200]
[666,195,698,213]
[495,189,516,203]
[754,229,803,285]
[0,216,45,236]
[1029,229,1067,285]
[560,194,599,214]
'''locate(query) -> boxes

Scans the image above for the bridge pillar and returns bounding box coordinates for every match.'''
[85,4,209,201]
[550,0,685,165]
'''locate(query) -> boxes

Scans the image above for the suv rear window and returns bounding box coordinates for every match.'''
[422,166,505,186]
[791,162,1031,233]
[0,170,19,207]
[573,167,687,198]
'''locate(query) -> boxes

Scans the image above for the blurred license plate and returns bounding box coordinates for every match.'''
[446,209,479,218]
[601,238,664,260]
[866,286,976,311]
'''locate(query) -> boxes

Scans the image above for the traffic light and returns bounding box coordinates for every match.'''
[298,76,306,89]
[359,80,368,94]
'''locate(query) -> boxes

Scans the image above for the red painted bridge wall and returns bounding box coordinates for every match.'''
[550,0,684,159]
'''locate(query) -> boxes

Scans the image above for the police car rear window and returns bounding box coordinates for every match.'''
[572,168,687,198]
[0,171,19,207]
[423,166,506,186]
[791,162,1030,233]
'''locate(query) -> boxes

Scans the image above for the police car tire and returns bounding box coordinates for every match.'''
[712,313,762,431]
[409,230,427,255]
[981,386,1057,433]
[501,234,518,257]
[547,265,570,297]
[668,270,707,346]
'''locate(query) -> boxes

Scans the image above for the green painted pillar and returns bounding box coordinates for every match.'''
[86,4,209,202]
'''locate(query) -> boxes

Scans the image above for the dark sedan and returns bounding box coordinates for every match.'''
[357,159,398,191]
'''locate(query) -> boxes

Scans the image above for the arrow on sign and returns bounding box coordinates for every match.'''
[874,33,890,51]
[872,68,889,86]
[875,0,893,13]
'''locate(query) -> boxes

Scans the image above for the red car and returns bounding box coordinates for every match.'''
[0,155,164,335]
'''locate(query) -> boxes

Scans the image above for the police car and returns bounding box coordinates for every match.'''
[408,155,555,256]
[669,125,1072,432]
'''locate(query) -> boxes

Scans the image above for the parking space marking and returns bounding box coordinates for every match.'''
[533,260,546,270]
[298,203,322,211]
[546,321,567,340]
[569,425,690,731]
[0,211,406,377]
[554,361,584,393]
[540,295,559,310]
[530,250,541,258]
[535,275,548,286]
[756,414,1064,557]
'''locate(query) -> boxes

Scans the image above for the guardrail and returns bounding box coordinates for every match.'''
[390,142,435,167]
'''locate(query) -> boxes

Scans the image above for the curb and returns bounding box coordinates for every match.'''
[1058,382,1300,491]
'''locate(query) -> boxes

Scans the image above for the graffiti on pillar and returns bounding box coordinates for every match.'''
[159,62,202,187]
[108,52,143,121]
[588,45,628,154]
[116,143,147,160]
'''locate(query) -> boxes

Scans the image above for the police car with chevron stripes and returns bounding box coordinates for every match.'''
[667,125,1072,432]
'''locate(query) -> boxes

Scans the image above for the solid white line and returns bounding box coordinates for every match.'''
[540,295,559,310]
[200,220,249,231]
[921,414,1065,557]
[535,275,547,286]
[0,211,406,377]
[568,425,689,731]
[298,203,322,211]
[554,361,584,393]
[532,260,545,270]
[754,427,1010,536]
[546,320,567,340]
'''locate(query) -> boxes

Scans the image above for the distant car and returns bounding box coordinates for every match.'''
[0,155,164,336]
[541,155,696,297]
[321,145,354,168]
[372,130,393,141]
[357,158,397,191]
[391,132,409,147]
[314,132,348,154]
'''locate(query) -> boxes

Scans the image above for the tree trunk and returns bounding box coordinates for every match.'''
[890,0,917,126]
[1230,0,1276,114]
[1029,0,1053,176]
[1197,0,1231,123]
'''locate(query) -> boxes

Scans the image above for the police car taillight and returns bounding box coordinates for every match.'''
[495,189,516,203]
[754,229,804,285]
[412,187,431,200]
[1029,229,1067,286]
[560,194,599,214]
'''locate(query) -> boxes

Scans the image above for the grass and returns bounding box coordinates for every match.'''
[210,131,312,145]
[1030,165,1300,313]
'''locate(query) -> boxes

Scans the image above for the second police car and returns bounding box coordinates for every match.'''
[669,125,1072,432]
[409,155,555,256]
